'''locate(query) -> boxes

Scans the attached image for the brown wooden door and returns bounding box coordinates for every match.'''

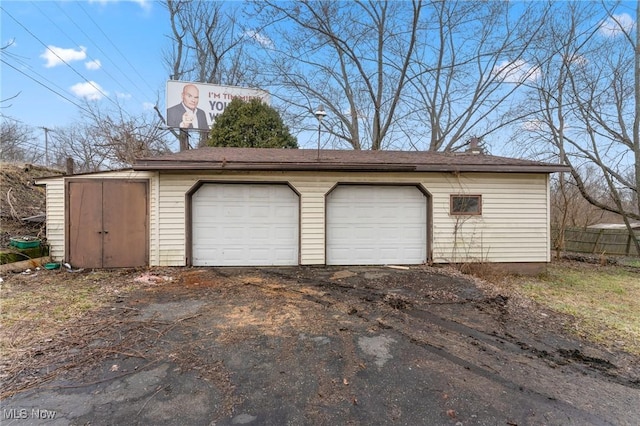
[68,181,103,268]
[68,180,148,268]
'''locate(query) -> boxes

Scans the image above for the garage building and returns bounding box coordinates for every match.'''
[36,147,568,272]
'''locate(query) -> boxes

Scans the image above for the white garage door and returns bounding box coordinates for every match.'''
[192,184,299,266]
[326,185,427,265]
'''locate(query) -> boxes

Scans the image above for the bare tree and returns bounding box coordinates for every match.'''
[0,40,22,109]
[49,124,110,173]
[164,0,253,85]
[82,102,172,168]
[250,1,551,151]
[48,101,172,173]
[550,168,625,228]
[406,1,550,152]
[0,118,40,163]
[252,0,422,150]
[521,1,640,253]
[163,1,257,148]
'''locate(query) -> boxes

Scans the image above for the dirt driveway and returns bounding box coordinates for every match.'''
[2,265,639,425]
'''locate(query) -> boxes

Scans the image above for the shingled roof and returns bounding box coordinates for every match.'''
[133,147,569,173]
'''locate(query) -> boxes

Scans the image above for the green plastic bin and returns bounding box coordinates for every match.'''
[9,237,41,249]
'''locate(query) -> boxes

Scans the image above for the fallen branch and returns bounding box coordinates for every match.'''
[0,256,50,273]
[6,188,22,223]
[92,347,148,359]
[137,384,166,416]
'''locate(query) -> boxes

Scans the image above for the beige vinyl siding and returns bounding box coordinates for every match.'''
[153,171,550,266]
[43,178,65,260]
[40,169,552,266]
[156,174,196,266]
[289,180,335,265]
[430,173,550,263]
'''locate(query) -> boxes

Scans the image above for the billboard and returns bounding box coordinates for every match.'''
[166,81,270,130]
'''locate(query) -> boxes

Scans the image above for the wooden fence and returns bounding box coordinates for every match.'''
[553,227,640,256]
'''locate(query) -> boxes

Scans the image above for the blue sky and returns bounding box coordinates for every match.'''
[1,1,637,157]
[1,0,168,132]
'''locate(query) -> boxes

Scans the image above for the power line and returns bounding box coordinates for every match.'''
[0,114,27,125]
[4,54,77,105]
[0,59,92,114]
[7,139,46,154]
[77,1,159,96]
[46,1,152,107]
[1,6,120,109]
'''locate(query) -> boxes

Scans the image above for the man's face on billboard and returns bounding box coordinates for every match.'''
[182,85,199,110]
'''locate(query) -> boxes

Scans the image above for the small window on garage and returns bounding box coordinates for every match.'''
[450,195,482,215]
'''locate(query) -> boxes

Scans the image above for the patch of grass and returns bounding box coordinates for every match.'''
[623,258,640,268]
[2,283,97,325]
[517,262,640,355]
[0,270,139,360]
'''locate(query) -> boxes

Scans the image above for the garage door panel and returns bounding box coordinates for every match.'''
[327,185,426,265]
[274,206,296,217]
[404,208,424,219]
[379,228,399,239]
[249,206,269,217]
[248,248,271,261]
[192,184,299,266]
[225,206,245,217]
[404,248,424,257]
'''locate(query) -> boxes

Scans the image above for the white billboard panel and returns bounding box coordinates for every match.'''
[166,81,270,130]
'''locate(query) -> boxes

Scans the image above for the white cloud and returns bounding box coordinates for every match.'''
[115,92,132,100]
[41,45,87,68]
[493,59,540,84]
[132,0,152,12]
[142,102,155,110]
[70,81,107,100]
[598,13,635,37]
[244,30,274,48]
[85,59,102,70]
[89,0,151,12]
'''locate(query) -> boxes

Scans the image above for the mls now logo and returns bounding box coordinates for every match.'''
[3,409,28,419]
[3,408,57,420]
[31,409,57,419]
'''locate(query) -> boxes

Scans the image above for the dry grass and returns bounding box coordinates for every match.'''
[514,262,640,355]
[0,269,138,360]
[0,268,161,398]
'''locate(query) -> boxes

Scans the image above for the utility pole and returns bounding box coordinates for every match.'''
[179,129,189,151]
[40,126,51,166]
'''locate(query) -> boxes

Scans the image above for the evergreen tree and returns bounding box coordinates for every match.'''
[207,99,297,148]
